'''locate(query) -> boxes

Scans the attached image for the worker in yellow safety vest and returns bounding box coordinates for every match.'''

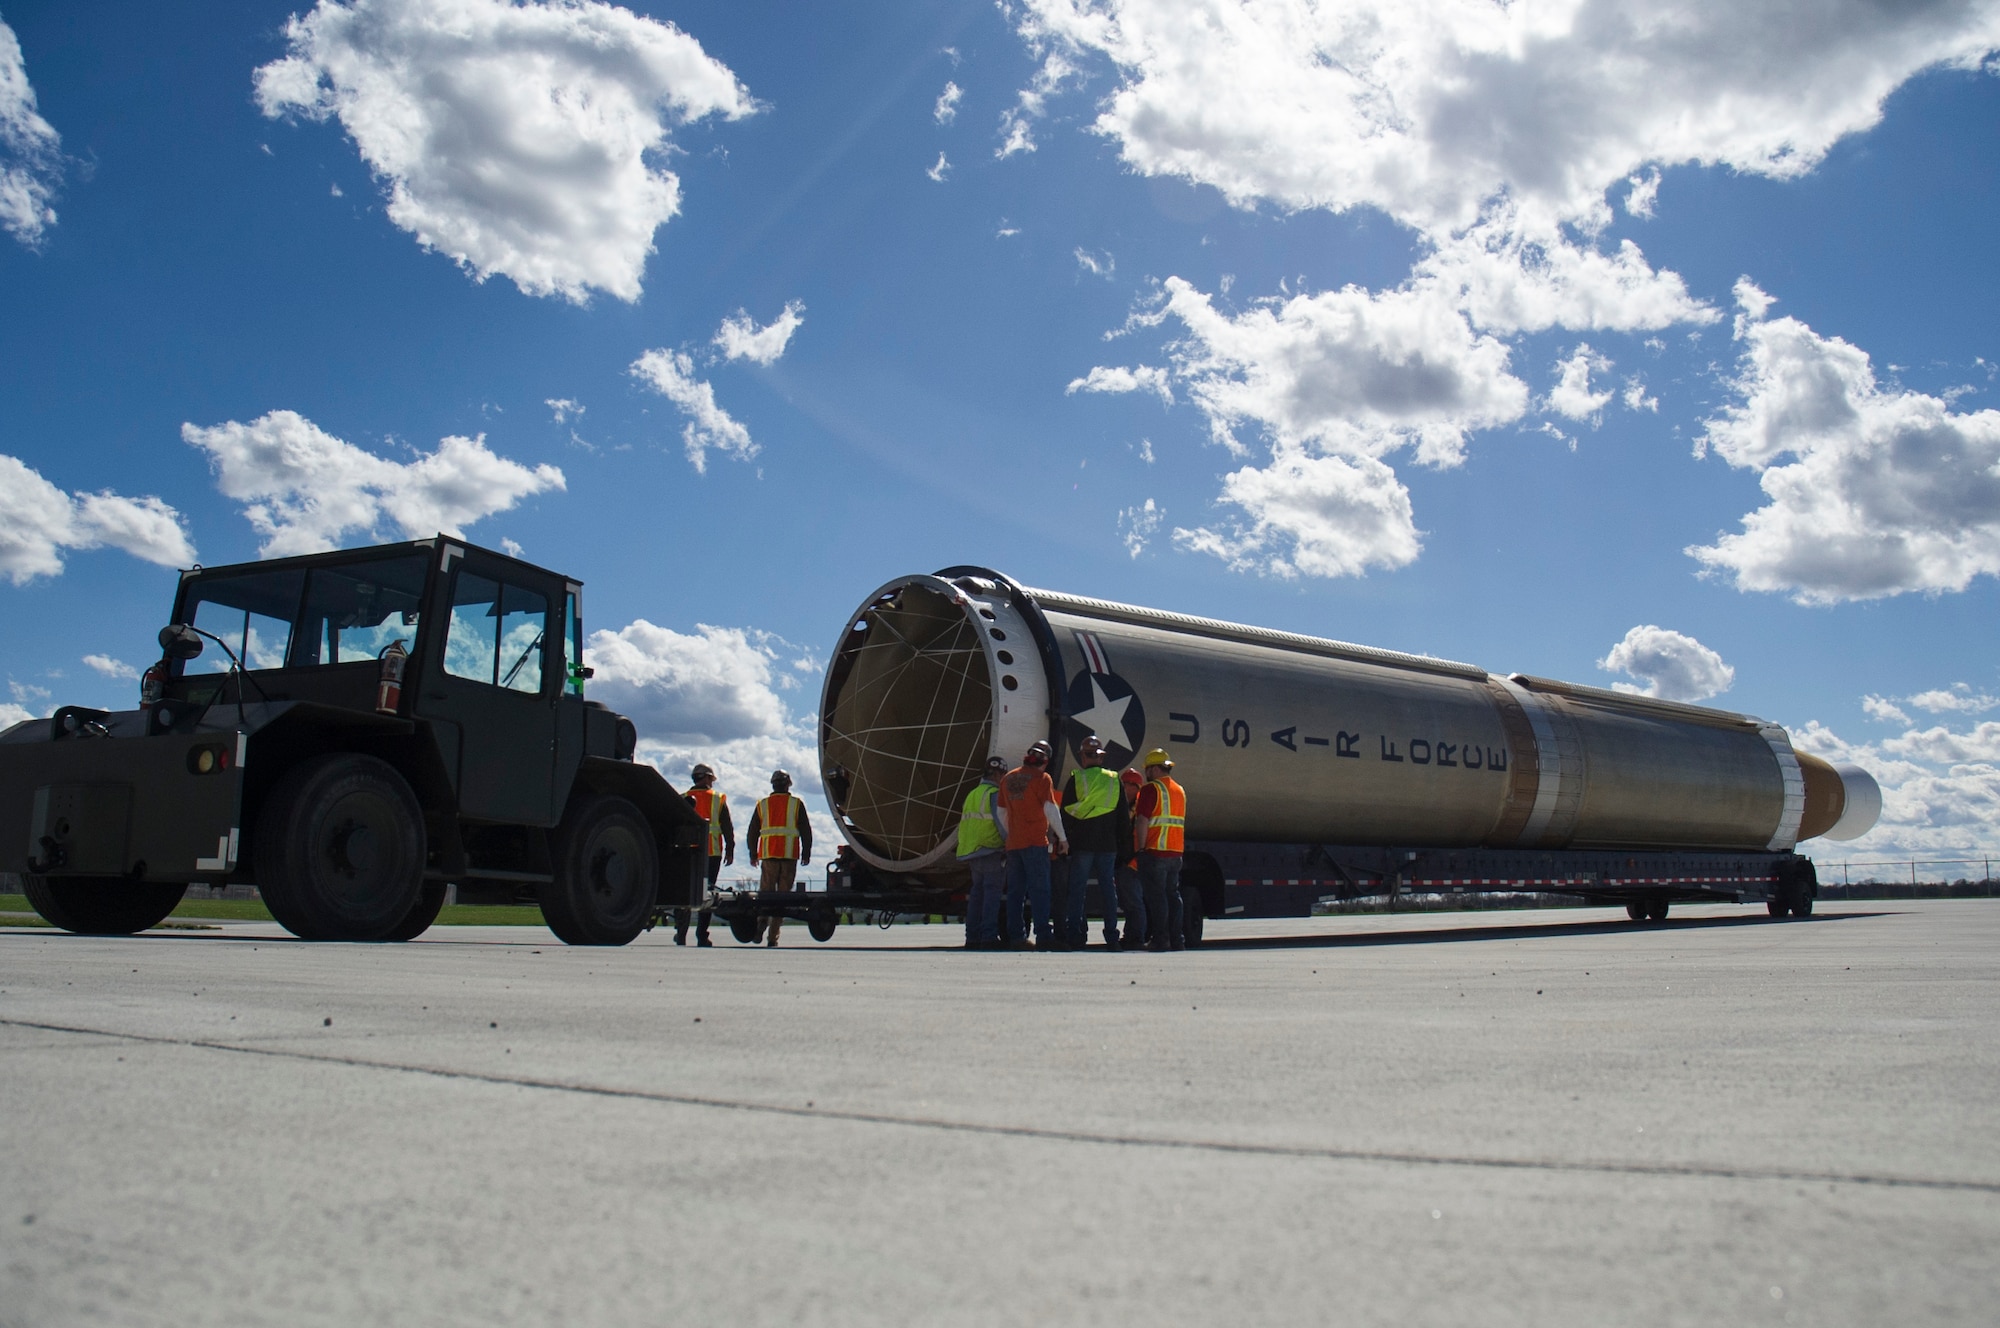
[1058,734,1127,949]
[956,755,1009,948]
[1133,748,1187,951]
[675,763,734,946]
[746,769,812,947]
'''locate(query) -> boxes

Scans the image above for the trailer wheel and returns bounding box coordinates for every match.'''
[807,911,837,943]
[1181,889,1205,947]
[728,913,762,944]
[1625,902,1647,922]
[1767,898,1788,918]
[539,794,658,946]
[1790,892,1813,919]
[255,754,426,941]
[22,875,187,935]
[1646,898,1669,922]
[383,882,448,941]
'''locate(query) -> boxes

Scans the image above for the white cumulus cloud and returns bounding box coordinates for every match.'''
[545,397,583,423]
[584,619,825,839]
[1689,282,2000,604]
[83,654,136,680]
[1118,498,1161,557]
[1066,364,1172,405]
[1597,624,1735,702]
[183,410,564,558]
[255,0,756,303]
[926,151,950,182]
[1548,344,1614,422]
[1173,448,1423,580]
[0,14,61,246]
[712,300,805,366]
[934,80,962,125]
[0,455,196,584]
[629,349,756,472]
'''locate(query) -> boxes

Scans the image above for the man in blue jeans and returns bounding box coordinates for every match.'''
[1059,734,1125,949]
[998,741,1067,949]
[956,756,1009,947]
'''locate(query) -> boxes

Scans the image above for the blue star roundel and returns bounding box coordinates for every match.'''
[1064,670,1146,769]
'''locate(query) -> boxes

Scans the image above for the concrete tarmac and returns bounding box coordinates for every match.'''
[2,900,1996,1326]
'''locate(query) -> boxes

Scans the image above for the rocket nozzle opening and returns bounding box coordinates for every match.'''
[820,580,994,870]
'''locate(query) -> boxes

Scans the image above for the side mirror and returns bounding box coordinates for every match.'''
[159,624,204,661]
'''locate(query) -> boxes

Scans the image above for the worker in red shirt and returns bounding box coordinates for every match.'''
[1115,767,1146,951]
[1133,748,1186,951]
[997,739,1067,950]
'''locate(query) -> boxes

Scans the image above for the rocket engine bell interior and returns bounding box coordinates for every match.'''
[819,568,1881,881]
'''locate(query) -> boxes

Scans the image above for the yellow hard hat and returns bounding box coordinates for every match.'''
[1142,748,1172,769]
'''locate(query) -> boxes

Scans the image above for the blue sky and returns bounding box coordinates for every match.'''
[3,0,1998,863]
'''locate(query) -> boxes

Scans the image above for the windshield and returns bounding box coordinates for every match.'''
[180,553,428,672]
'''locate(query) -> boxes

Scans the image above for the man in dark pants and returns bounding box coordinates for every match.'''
[1134,748,1186,952]
[676,763,733,946]
[1114,767,1145,950]
[1059,735,1125,949]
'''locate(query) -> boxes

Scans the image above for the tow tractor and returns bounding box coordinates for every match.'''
[0,536,706,943]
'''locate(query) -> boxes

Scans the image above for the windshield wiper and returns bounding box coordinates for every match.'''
[500,629,545,690]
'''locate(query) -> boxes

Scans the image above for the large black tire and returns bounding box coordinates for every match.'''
[728,913,762,944]
[22,875,187,935]
[539,794,658,946]
[1627,901,1648,922]
[807,911,837,943]
[382,882,448,941]
[1646,898,1670,922]
[1181,889,1205,947]
[1768,898,1788,918]
[1791,892,1814,918]
[255,754,426,941]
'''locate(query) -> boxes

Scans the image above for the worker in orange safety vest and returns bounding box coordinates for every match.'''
[1133,748,1186,951]
[746,769,812,947]
[675,763,734,946]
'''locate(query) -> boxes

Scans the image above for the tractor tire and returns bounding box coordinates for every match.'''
[383,882,448,941]
[1791,892,1814,918]
[539,794,658,946]
[728,913,763,945]
[807,911,838,943]
[255,754,426,941]
[1646,898,1670,922]
[22,875,187,935]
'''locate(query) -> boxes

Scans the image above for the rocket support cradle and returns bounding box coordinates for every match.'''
[818,568,1880,890]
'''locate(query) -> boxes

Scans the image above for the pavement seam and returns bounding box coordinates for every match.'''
[7,1014,1994,1196]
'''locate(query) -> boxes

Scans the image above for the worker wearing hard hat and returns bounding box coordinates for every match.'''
[1133,748,1187,951]
[956,755,1010,948]
[1115,767,1146,950]
[675,763,734,946]
[1058,734,1126,949]
[747,769,812,947]
[998,739,1067,949]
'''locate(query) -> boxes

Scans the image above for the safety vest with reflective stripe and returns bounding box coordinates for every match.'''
[756,793,802,860]
[690,787,727,858]
[1066,765,1120,820]
[1142,777,1186,854]
[956,781,1004,857]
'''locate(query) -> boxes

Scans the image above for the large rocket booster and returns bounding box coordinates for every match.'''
[818,568,1881,876]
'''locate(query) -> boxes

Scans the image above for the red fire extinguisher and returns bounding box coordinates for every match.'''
[139,660,166,711]
[376,640,409,714]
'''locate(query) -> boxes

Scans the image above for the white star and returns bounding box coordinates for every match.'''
[1071,677,1134,751]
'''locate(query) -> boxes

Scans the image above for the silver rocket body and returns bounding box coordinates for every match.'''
[818,569,1879,882]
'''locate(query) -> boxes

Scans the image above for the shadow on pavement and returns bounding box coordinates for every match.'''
[1197,910,1893,951]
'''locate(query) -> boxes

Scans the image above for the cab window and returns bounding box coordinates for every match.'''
[445,572,550,694]
[183,568,303,673]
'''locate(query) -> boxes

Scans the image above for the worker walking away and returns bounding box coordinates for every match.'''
[1114,767,1145,952]
[676,763,734,946]
[747,770,811,947]
[1134,749,1186,952]
[1059,735,1124,949]
[957,756,1009,948]
[998,740,1067,950]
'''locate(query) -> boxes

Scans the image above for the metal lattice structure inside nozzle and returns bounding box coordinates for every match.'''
[821,583,992,867]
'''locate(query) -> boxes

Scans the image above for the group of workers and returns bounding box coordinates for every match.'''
[956,737,1189,951]
[672,738,1187,951]
[672,764,810,947]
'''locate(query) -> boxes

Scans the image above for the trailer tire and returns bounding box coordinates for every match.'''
[1646,898,1669,922]
[1790,892,1813,919]
[1181,890,1205,947]
[728,913,762,944]
[1767,898,1788,918]
[22,875,187,935]
[539,794,658,946]
[1626,902,1647,922]
[383,882,448,941]
[255,754,426,941]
